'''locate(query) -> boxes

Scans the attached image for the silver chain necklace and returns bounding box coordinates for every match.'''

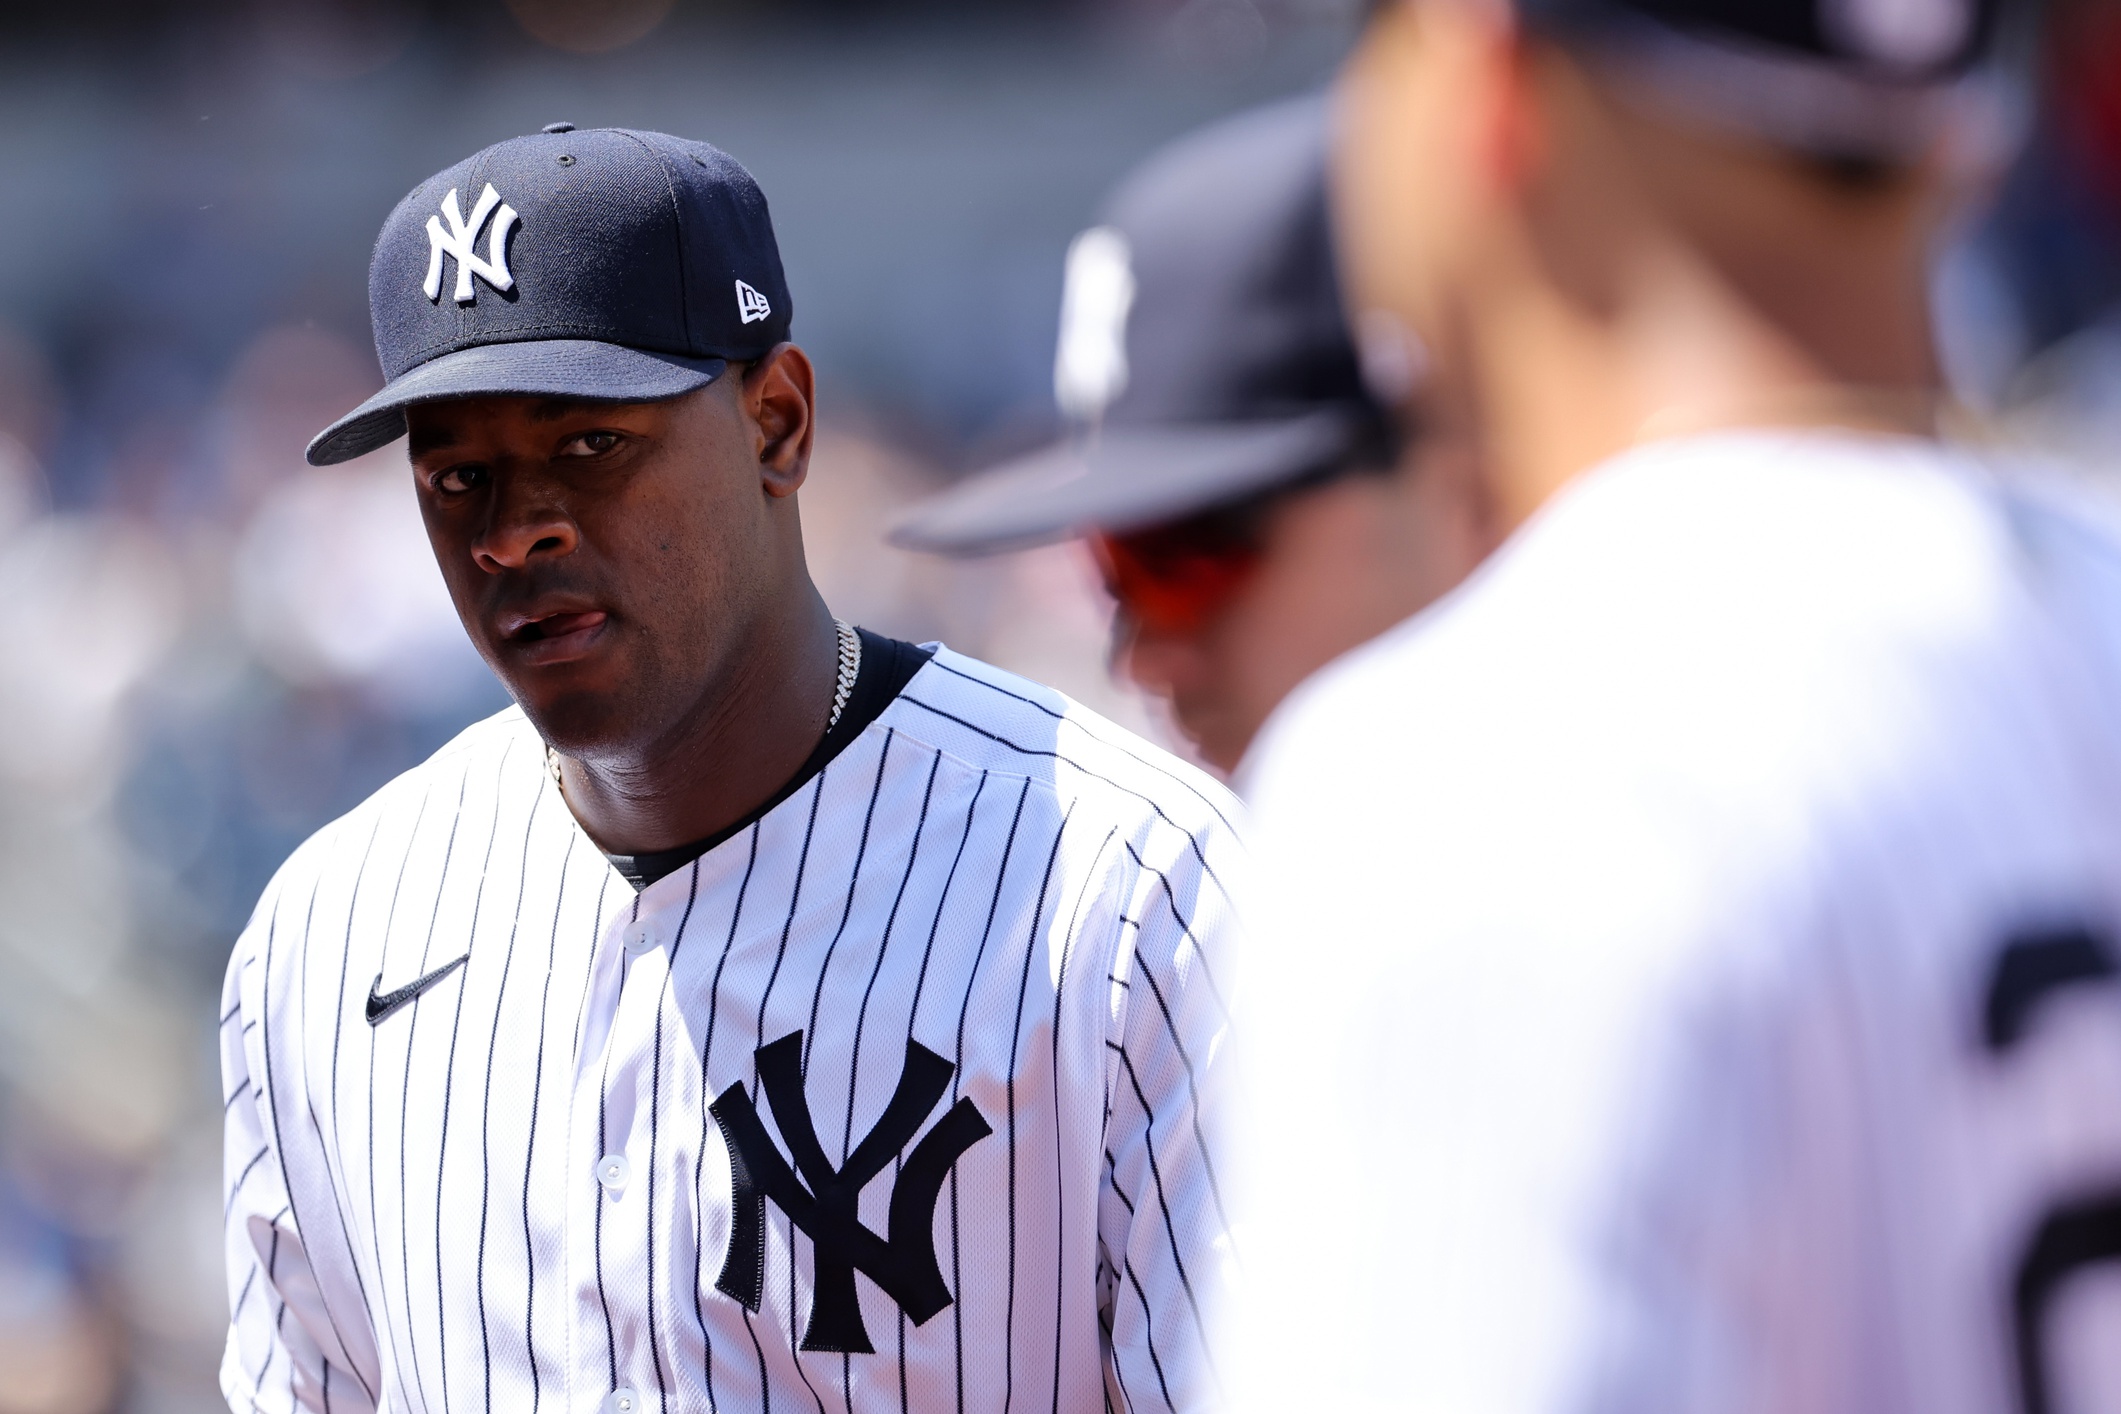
[545,619,860,795]
[827,616,861,729]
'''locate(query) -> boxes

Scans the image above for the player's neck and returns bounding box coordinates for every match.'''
[554,590,841,857]
[1458,66,1947,533]
[1463,231,1941,534]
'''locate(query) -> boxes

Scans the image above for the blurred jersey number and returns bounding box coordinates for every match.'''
[1983,923,2121,1414]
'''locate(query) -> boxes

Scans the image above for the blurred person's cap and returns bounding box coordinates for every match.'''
[1523,0,2015,161]
[307,124,791,466]
[889,96,1391,557]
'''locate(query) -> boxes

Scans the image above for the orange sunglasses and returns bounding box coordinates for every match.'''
[1089,500,1272,636]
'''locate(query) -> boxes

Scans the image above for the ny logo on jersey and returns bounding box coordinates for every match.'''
[423,183,519,305]
[709,1030,991,1353]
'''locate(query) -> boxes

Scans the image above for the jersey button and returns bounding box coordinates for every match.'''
[597,1154,631,1195]
[604,1387,639,1414]
[621,923,655,956]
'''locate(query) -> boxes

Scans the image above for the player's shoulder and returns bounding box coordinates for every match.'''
[1989,461,2121,624]
[885,644,1244,852]
[1256,433,2083,778]
[234,705,542,948]
[1248,434,2114,885]
[323,701,538,843]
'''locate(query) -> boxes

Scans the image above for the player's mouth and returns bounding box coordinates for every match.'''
[501,607,610,667]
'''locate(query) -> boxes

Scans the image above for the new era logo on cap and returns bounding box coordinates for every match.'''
[736,279,772,324]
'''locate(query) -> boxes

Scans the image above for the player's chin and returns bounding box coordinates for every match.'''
[509,680,641,760]
[488,648,635,752]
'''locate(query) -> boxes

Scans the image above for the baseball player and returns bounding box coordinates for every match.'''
[892,97,1486,774]
[1230,1,2121,1412]
[218,126,1238,1414]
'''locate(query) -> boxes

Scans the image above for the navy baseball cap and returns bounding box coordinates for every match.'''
[890,96,1390,556]
[307,125,792,466]
[1519,0,2014,160]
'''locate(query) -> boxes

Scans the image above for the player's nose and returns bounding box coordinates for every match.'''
[470,473,579,574]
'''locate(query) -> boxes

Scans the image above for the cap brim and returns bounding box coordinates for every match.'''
[888,411,1361,556]
[305,339,730,466]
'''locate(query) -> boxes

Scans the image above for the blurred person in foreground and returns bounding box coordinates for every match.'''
[219,126,1237,1414]
[893,97,1488,774]
[1230,0,2121,1411]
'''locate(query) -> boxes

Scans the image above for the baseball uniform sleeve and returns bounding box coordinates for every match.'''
[1098,817,1241,1413]
[220,900,376,1414]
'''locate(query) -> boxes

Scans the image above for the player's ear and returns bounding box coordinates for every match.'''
[743,343,815,498]
[1502,67,1548,198]
[1476,13,1550,195]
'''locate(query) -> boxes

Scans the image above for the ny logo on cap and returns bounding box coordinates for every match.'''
[424,184,519,306]
[736,279,772,325]
[1053,226,1134,422]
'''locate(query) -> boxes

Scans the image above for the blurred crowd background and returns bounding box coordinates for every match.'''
[0,0,2118,1409]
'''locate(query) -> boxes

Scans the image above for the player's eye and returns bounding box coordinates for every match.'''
[430,463,489,496]
[560,430,622,458]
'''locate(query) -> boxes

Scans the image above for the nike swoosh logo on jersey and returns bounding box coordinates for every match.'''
[365,955,469,1026]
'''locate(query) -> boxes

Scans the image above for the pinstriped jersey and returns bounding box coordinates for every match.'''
[219,646,1241,1414]
[1234,434,2121,1414]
